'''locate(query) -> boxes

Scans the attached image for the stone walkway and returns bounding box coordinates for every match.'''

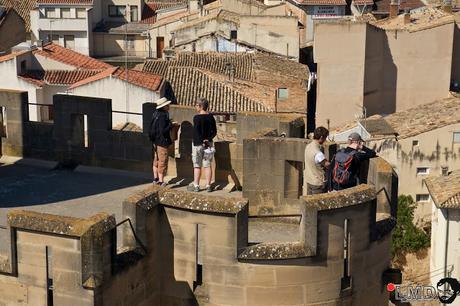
[0,157,299,257]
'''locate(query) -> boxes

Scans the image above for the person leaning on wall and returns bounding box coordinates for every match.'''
[187,98,217,193]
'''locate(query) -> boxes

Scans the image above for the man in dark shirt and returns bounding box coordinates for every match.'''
[188,98,217,192]
[151,97,174,186]
[329,132,376,191]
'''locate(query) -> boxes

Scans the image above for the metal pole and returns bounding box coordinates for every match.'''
[125,21,129,123]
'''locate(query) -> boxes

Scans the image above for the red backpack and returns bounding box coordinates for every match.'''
[332,150,357,185]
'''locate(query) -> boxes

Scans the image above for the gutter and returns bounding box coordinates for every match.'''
[443,208,449,305]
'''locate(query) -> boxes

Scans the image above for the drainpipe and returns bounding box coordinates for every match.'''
[443,208,449,305]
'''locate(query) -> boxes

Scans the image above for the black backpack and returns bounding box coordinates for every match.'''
[332,149,357,185]
[148,111,159,142]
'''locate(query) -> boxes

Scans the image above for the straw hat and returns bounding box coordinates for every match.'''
[155,97,172,109]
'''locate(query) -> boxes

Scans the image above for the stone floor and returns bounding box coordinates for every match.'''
[0,157,299,257]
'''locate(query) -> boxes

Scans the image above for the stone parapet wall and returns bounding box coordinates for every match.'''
[0,180,395,305]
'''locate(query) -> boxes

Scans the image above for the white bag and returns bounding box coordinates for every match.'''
[203,146,216,161]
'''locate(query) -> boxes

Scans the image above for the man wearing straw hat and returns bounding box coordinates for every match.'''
[150,97,174,186]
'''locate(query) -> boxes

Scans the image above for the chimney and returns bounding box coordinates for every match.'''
[443,0,453,13]
[441,166,449,176]
[389,0,399,18]
[403,10,411,24]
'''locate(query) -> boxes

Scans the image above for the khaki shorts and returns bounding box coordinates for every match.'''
[153,145,169,176]
[192,145,213,168]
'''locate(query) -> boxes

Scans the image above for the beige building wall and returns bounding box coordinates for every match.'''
[221,0,286,16]
[371,123,460,223]
[92,33,148,58]
[315,21,454,128]
[314,22,367,128]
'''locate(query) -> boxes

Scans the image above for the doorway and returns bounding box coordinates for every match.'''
[156,37,164,59]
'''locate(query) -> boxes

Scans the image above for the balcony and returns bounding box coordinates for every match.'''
[37,17,89,32]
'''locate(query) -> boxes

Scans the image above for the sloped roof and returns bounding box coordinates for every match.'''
[0,0,36,32]
[174,9,240,31]
[36,0,92,4]
[371,7,454,32]
[291,0,347,5]
[139,51,310,113]
[69,67,163,92]
[19,69,102,86]
[425,170,460,209]
[141,1,187,24]
[333,95,460,139]
[32,43,112,70]
[373,0,425,14]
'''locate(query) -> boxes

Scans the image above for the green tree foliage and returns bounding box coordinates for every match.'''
[392,195,430,257]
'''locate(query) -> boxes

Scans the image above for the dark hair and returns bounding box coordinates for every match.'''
[196,97,209,111]
[313,126,329,140]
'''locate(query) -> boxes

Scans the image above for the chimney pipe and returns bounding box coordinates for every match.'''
[442,166,449,176]
[443,0,453,13]
[389,0,399,18]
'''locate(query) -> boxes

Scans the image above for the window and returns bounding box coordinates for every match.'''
[230,30,237,40]
[277,88,289,100]
[64,35,75,49]
[20,60,27,74]
[416,167,430,175]
[60,8,71,18]
[130,5,138,22]
[45,8,56,18]
[109,5,126,17]
[412,140,419,146]
[416,194,430,202]
[76,8,86,19]
[453,132,460,144]
[48,34,59,44]
[126,35,135,50]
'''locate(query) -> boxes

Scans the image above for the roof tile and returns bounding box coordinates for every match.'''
[0,0,36,31]
[32,43,112,70]
[425,170,460,209]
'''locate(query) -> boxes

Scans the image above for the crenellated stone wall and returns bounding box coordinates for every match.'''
[0,165,396,306]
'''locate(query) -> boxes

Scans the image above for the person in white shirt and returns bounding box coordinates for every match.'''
[304,127,330,195]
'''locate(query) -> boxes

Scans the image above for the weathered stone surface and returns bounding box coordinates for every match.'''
[238,242,314,260]
[8,210,116,238]
[303,184,376,210]
[148,185,248,214]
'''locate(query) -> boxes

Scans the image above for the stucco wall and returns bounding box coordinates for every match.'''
[92,33,148,58]
[69,77,160,127]
[315,22,454,128]
[314,22,367,128]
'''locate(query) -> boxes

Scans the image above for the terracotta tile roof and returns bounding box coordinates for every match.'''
[425,170,460,209]
[36,0,92,4]
[0,49,30,63]
[165,67,269,112]
[19,70,102,86]
[32,43,112,70]
[69,67,163,92]
[113,67,163,91]
[140,52,310,113]
[142,51,309,82]
[333,95,460,139]
[371,7,453,32]
[18,74,44,87]
[373,0,425,14]
[141,1,187,24]
[291,0,347,5]
[352,0,374,5]
[0,0,36,31]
